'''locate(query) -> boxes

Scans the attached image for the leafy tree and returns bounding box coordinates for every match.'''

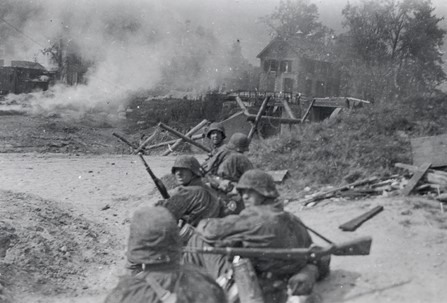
[340,0,446,100]
[264,0,330,40]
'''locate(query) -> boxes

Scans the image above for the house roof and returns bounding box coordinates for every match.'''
[256,35,337,63]
[11,60,46,70]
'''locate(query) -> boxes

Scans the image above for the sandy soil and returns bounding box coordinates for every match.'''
[1,152,446,303]
[0,113,446,303]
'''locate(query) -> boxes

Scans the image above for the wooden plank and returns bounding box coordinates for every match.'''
[313,97,349,108]
[346,97,371,104]
[395,163,447,177]
[267,170,289,183]
[395,163,447,187]
[401,162,431,196]
[339,206,384,232]
[301,99,316,123]
[411,134,447,167]
[281,99,300,132]
[300,176,379,206]
[246,114,301,124]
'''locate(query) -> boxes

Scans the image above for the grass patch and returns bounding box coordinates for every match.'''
[249,93,447,192]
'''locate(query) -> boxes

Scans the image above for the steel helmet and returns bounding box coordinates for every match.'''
[236,169,279,198]
[127,206,181,265]
[206,122,226,139]
[227,133,250,153]
[171,155,203,177]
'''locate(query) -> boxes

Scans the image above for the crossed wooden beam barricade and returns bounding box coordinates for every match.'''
[113,96,370,155]
[112,119,209,155]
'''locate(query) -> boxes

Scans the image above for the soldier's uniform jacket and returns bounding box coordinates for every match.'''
[104,263,227,303]
[157,178,221,227]
[217,152,254,183]
[201,146,233,176]
[195,202,313,276]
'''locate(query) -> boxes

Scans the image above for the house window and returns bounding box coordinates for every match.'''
[263,60,270,72]
[280,60,292,73]
[270,60,278,72]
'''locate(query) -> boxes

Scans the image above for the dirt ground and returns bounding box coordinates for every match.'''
[1,115,447,303]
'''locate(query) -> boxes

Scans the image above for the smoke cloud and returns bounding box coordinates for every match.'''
[0,0,245,120]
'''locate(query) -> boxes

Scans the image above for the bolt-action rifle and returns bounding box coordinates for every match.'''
[138,153,170,199]
[183,236,372,261]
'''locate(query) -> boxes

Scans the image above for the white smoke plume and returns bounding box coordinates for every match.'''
[0,0,242,121]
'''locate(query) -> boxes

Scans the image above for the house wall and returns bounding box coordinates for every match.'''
[0,67,49,94]
[258,53,340,99]
[0,67,17,94]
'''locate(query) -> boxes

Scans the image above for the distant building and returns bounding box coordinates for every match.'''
[257,36,340,98]
[0,60,52,95]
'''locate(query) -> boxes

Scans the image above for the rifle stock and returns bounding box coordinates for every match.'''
[183,236,372,261]
[138,154,170,199]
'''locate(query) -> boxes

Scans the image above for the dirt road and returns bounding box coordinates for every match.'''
[1,153,446,303]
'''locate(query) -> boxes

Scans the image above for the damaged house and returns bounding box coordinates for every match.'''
[0,60,52,95]
[257,36,340,99]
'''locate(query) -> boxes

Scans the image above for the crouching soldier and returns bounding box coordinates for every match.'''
[104,206,227,303]
[156,155,221,228]
[203,133,254,216]
[184,169,330,303]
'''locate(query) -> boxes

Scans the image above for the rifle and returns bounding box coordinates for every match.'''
[183,236,372,262]
[138,153,170,199]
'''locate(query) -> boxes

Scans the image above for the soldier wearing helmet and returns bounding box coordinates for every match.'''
[156,155,221,227]
[202,132,252,177]
[104,206,226,303]
[184,169,329,303]
[206,122,226,155]
[202,132,254,216]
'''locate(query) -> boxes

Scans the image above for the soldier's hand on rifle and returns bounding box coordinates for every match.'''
[287,264,319,296]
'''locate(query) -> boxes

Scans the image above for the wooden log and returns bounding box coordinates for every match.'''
[281,99,300,132]
[145,134,204,151]
[133,128,161,155]
[339,206,384,232]
[245,114,301,124]
[248,97,269,140]
[158,122,211,153]
[401,162,431,196]
[301,99,316,123]
[112,132,139,150]
[300,176,379,206]
[162,119,208,156]
[235,96,250,115]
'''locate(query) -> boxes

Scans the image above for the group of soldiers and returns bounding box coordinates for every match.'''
[104,122,330,303]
